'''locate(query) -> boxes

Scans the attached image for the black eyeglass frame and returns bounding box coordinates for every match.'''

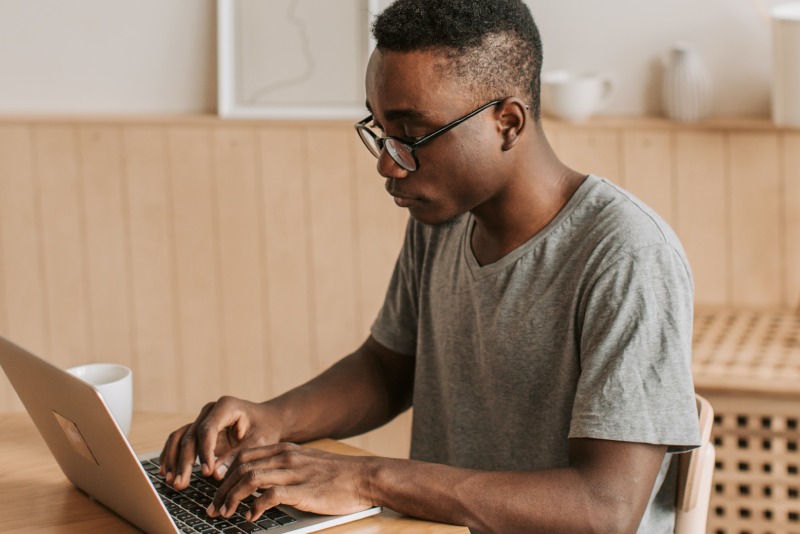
[354,99,503,172]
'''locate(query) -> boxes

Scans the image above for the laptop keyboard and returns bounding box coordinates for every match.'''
[141,458,297,533]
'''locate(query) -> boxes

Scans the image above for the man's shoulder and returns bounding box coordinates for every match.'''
[576,177,682,252]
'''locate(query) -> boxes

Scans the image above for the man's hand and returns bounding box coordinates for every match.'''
[159,396,282,490]
[206,443,377,521]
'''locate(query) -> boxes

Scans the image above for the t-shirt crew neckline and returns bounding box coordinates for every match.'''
[463,174,600,280]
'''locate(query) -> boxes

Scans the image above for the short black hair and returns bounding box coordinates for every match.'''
[372,0,543,119]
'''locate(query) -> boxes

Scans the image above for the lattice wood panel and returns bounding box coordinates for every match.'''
[694,308,800,534]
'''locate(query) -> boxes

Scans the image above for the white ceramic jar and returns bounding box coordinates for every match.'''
[662,42,712,122]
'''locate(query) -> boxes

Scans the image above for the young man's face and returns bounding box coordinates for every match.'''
[365,49,509,226]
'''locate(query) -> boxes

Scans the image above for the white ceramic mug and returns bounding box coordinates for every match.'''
[540,71,614,122]
[67,362,133,436]
[771,2,800,127]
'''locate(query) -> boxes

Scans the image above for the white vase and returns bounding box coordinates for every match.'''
[662,43,712,122]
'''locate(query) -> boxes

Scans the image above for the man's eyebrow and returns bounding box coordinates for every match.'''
[384,108,430,122]
[364,101,431,122]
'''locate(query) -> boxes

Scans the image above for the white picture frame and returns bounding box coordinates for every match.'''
[217,0,373,120]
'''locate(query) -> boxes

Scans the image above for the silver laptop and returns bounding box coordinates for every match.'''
[0,335,381,533]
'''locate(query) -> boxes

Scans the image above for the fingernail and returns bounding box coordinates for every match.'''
[207,504,216,516]
[202,463,211,476]
[245,511,252,521]
[216,464,228,478]
[165,472,173,484]
[220,505,228,517]
[174,474,182,486]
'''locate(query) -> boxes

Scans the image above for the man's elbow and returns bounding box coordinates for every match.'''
[586,496,647,534]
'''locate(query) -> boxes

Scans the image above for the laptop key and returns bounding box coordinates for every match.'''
[255,518,280,529]
[264,509,284,520]
[228,514,249,525]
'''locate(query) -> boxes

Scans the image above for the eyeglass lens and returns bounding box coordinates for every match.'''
[357,128,381,158]
[357,127,418,171]
[384,139,416,171]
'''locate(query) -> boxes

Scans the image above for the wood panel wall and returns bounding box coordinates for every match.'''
[546,118,800,311]
[0,116,797,458]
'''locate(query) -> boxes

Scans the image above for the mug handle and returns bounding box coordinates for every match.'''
[597,78,614,111]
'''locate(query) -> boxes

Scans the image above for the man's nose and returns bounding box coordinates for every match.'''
[376,149,410,180]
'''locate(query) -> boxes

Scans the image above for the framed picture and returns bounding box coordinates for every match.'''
[218,0,375,119]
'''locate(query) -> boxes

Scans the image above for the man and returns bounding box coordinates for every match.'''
[161,1,700,532]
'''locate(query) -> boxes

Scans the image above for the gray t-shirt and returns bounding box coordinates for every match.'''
[370,175,700,533]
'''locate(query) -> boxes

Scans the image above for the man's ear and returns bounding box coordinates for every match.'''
[497,97,528,151]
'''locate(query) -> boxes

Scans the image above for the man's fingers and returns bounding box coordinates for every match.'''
[173,427,198,489]
[209,444,309,519]
[210,463,297,520]
[161,401,217,487]
[213,449,239,479]
[246,486,293,522]
[196,397,252,476]
[192,401,224,476]
[159,424,190,483]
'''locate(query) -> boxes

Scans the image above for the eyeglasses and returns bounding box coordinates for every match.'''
[354,99,502,172]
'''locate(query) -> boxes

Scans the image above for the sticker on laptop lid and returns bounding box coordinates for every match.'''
[53,411,99,465]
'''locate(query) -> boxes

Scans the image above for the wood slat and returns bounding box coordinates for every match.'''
[550,128,622,185]
[621,130,675,227]
[305,127,361,371]
[77,126,133,370]
[167,126,224,412]
[122,126,180,411]
[728,133,783,308]
[212,126,268,401]
[783,133,800,311]
[0,125,45,411]
[33,125,91,369]
[674,131,729,306]
[258,126,316,397]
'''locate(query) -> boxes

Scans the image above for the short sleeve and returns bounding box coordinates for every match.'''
[569,243,700,453]
[370,221,419,356]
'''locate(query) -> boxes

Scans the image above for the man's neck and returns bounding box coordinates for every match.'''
[469,167,586,267]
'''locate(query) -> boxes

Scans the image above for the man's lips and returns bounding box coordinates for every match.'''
[393,195,416,207]
[386,185,420,207]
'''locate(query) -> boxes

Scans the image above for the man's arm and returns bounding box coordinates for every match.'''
[369,439,666,533]
[160,335,414,488]
[208,436,666,533]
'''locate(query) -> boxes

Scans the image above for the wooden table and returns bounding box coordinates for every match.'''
[0,412,467,533]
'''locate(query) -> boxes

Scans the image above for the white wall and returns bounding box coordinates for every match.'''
[530,0,774,117]
[0,0,217,114]
[0,0,782,116]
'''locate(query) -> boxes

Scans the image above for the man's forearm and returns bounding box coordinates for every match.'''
[266,336,414,444]
[365,440,666,533]
[367,459,603,533]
